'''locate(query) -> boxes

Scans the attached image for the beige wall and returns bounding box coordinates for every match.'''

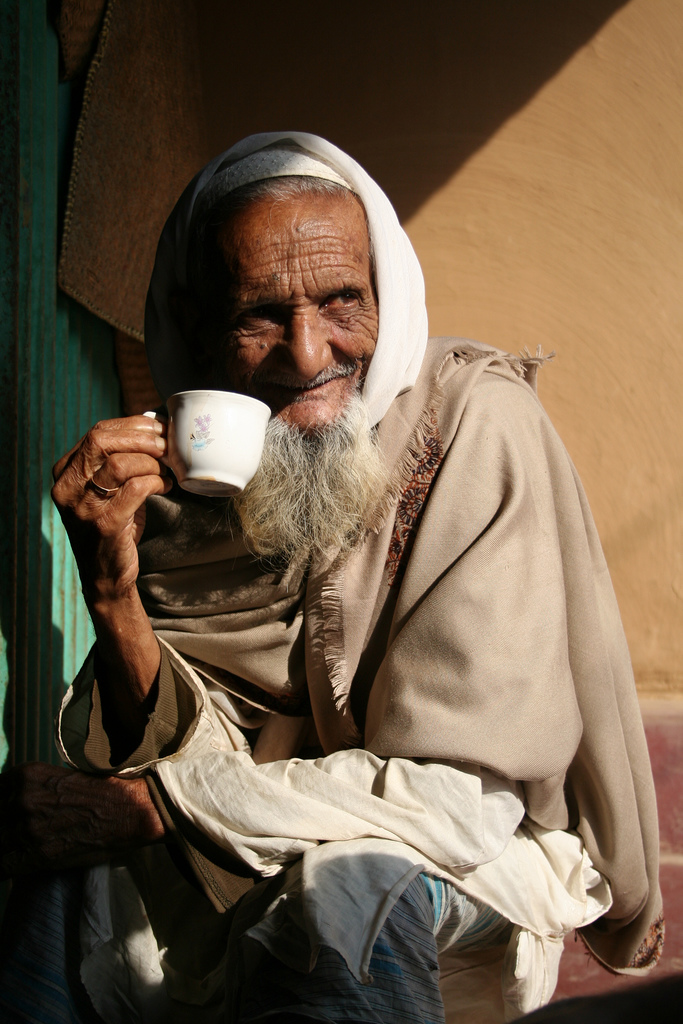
[404,1,683,695]
[197,0,682,695]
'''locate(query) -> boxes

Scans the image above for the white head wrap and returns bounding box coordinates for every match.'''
[145,132,428,426]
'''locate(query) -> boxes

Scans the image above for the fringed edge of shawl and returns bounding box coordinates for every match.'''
[302,560,362,750]
[451,343,556,381]
[319,572,348,709]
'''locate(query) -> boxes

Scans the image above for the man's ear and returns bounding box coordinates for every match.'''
[167,289,214,370]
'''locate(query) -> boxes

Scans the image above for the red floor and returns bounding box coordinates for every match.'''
[553,699,683,1000]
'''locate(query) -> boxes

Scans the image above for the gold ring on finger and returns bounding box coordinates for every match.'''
[88,479,121,498]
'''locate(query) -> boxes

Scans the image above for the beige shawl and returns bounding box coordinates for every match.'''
[136,338,661,975]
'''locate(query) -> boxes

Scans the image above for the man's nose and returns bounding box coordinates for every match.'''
[280,310,331,381]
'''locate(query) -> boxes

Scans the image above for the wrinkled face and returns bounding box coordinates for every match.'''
[207,191,378,431]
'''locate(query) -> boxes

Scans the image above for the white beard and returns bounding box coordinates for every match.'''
[233,391,389,561]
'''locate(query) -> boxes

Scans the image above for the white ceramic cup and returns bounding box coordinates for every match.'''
[166,390,271,495]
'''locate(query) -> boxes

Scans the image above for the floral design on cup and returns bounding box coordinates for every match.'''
[190,413,215,452]
[167,390,270,496]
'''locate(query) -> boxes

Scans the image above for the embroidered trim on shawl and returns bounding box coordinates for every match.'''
[385,415,444,588]
[579,910,665,975]
[628,912,665,969]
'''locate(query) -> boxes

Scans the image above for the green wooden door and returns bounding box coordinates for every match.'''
[0,0,121,768]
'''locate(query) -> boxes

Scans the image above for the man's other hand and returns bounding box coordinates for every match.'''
[0,763,165,878]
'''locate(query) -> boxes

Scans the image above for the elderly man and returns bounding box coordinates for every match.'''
[0,133,661,1024]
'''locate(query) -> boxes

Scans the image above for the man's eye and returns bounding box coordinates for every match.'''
[238,305,281,326]
[323,291,358,309]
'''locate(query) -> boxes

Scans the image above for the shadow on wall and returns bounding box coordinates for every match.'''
[55,0,630,343]
[198,0,629,219]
